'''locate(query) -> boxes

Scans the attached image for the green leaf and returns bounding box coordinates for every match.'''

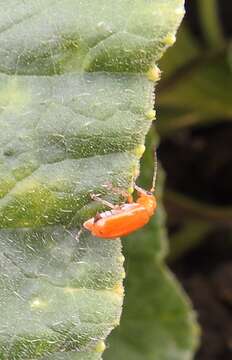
[104,133,199,360]
[159,26,200,79]
[159,52,232,119]
[0,227,123,359]
[0,1,185,359]
[0,73,154,228]
[155,26,201,135]
[157,48,232,134]
[0,0,184,75]
[154,17,232,135]
[197,0,225,49]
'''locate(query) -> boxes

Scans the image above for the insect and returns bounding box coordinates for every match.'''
[83,152,158,239]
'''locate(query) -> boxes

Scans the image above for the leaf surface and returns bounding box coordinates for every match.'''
[104,134,199,360]
[0,1,185,359]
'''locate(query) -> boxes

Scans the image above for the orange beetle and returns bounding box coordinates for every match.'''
[83,152,158,239]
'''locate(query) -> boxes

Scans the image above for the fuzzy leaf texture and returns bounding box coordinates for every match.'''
[0,1,185,360]
[105,134,199,360]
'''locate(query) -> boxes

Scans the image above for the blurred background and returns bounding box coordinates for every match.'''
[156,1,232,359]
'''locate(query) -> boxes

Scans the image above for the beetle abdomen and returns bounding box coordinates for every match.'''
[84,204,150,239]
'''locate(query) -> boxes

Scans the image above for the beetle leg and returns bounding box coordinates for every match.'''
[102,182,133,203]
[94,212,102,223]
[90,193,116,209]
[134,184,152,196]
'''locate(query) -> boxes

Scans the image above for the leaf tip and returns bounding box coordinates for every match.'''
[145,109,157,121]
[117,255,125,264]
[113,282,124,296]
[146,65,161,82]
[133,145,146,159]
[163,33,177,46]
[175,6,185,16]
[121,270,126,279]
[95,340,106,353]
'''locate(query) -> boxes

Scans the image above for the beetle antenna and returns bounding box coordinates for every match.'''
[150,150,158,193]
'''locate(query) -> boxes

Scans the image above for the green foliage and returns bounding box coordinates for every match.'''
[0,1,200,360]
[0,0,183,74]
[157,0,232,270]
[0,228,123,359]
[105,134,199,360]
[158,2,232,135]
[0,74,154,228]
[159,52,232,127]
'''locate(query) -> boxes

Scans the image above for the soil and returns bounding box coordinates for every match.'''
[158,1,232,358]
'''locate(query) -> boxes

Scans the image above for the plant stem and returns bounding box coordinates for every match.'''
[198,0,224,48]
[164,190,232,227]
[168,220,212,262]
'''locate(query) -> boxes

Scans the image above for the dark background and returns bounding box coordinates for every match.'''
[158,1,232,359]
